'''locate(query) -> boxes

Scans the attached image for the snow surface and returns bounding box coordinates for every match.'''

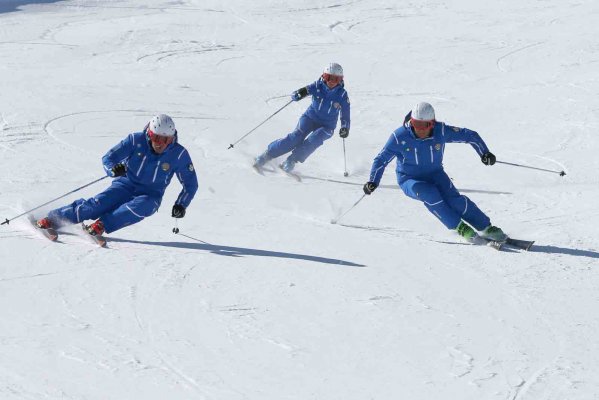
[1,0,599,399]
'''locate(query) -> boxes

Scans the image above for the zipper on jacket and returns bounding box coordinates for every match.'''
[136,156,147,176]
[152,160,160,182]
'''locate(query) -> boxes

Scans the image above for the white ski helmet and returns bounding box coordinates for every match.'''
[411,102,435,121]
[324,62,343,77]
[148,114,176,136]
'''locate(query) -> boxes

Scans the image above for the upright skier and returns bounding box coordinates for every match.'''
[36,114,198,237]
[254,62,351,173]
[363,102,506,243]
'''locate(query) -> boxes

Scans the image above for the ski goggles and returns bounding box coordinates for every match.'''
[322,73,343,85]
[148,129,175,145]
[410,118,435,130]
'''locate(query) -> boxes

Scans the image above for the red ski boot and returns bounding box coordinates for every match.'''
[36,217,53,229]
[83,219,106,247]
[85,219,105,236]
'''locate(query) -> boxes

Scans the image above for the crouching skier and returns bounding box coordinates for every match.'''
[363,102,506,243]
[36,114,198,240]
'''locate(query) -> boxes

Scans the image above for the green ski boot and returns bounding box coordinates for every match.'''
[456,221,478,243]
[480,225,507,242]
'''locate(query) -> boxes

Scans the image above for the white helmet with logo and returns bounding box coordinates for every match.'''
[148,114,176,136]
[324,62,343,77]
[411,102,435,121]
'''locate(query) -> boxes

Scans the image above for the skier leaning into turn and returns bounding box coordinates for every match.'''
[253,62,351,173]
[36,114,198,237]
[363,102,507,243]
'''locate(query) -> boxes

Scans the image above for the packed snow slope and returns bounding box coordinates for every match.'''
[1,1,599,399]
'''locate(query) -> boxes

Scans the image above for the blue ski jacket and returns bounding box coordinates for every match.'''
[302,78,350,130]
[369,120,490,185]
[102,130,198,208]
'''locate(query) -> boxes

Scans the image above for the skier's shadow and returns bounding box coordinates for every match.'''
[529,245,599,259]
[108,235,366,267]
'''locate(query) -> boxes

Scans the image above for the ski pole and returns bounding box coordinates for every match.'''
[1,176,108,226]
[170,222,211,244]
[227,100,293,149]
[496,160,566,176]
[342,138,349,177]
[331,194,366,225]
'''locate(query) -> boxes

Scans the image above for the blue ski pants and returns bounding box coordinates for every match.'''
[48,179,161,234]
[398,170,490,231]
[266,115,334,163]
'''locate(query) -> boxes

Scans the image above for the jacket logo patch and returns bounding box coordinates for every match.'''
[435,143,441,151]
[188,163,194,172]
[137,152,143,157]
[333,102,341,109]
[162,163,170,171]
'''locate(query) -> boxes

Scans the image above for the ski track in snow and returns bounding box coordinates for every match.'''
[496,42,545,72]
[136,44,234,63]
[41,109,225,158]
[43,110,141,153]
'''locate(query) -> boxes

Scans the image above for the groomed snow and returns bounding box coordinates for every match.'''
[1,1,599,399]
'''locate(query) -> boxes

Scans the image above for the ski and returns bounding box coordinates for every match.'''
[28,215,58,241]
[505,237,534,251]
[278,165,302,182]
[481,236,534,251]
[81,223,107,247]
[252,163,300,181]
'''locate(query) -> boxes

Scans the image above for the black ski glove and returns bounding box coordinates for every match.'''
[339,127,349,138]
[363,181,378,195]
[111,163,127,177]
[172,204,186,218]
[481,152,496,166]
[291,87,309,101]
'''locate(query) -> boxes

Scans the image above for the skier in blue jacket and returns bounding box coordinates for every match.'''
[254,62,351,173]
[36,114,198,236]
[363,102,506,243]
